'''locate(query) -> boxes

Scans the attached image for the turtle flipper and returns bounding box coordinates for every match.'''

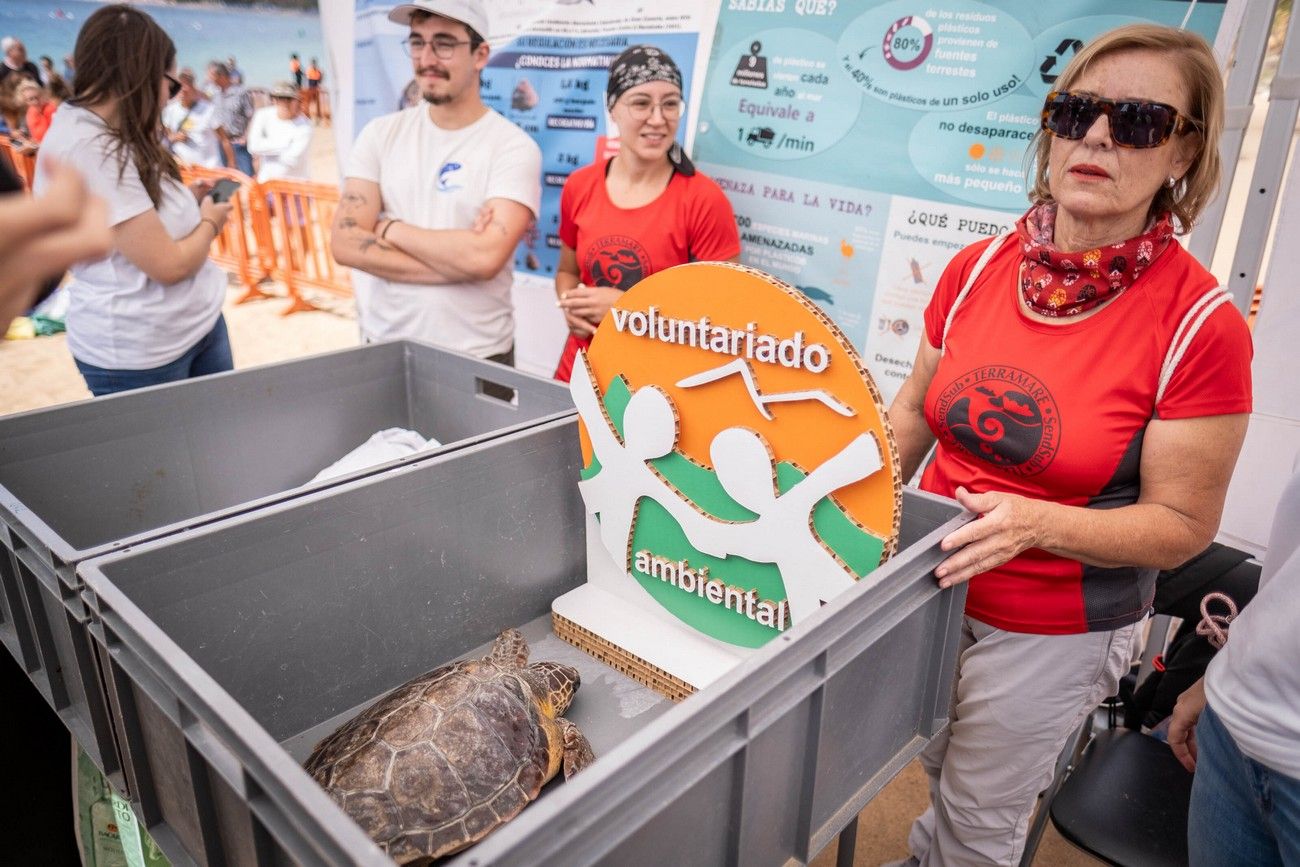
[559,718,594,779]
[488,628,529,668]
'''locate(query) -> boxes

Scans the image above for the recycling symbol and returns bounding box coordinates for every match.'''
[1040,38,1084,86]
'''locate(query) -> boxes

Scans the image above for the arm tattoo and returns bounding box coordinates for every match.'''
[359,237,395,254]
[338,192,368,217]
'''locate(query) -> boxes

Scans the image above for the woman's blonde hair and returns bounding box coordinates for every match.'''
[1026,24,1224,233]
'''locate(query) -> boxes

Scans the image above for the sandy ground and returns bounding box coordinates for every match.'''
[8,80,1295,864]
[810,759,1098,866]
[0,278,358,416]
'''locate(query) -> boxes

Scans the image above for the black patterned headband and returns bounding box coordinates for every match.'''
[605,45,683,111]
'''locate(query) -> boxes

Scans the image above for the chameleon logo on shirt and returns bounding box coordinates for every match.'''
[585,235,650,289]
[935,366,1060,477]
[436,161,463,192]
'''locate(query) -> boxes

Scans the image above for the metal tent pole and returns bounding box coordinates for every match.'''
[1188,0,1279,271]
[1222,4,1300,317]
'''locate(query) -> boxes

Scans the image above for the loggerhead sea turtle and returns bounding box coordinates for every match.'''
[303,629,595,864]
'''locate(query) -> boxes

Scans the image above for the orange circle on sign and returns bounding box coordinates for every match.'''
[969,142,986,159]
[583,262,901,553]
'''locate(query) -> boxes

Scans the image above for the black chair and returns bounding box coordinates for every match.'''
[1049,729,1194,867]
[1019,545,1261,866]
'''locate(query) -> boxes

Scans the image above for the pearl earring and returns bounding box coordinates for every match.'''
[1167,176,1178,189]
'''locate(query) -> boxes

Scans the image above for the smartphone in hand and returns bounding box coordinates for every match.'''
[208,178,242,204]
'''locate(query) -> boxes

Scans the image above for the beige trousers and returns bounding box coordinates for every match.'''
[906,615,1140,866]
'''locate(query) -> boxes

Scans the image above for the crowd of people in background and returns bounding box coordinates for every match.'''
[2,33,324,180]
[1,37,67,155]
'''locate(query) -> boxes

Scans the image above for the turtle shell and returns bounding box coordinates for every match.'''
[304,658,554,863]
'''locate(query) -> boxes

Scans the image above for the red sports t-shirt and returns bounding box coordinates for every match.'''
[921,237,1252,635]
[26,102,58,143]
[553,158,740,381]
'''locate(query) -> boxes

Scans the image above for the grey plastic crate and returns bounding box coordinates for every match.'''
[80,416,970,866]
[0,340,572,783]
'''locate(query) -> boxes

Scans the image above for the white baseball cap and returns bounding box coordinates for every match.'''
[387,0,488,37]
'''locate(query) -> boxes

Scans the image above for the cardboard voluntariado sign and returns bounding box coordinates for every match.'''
[553,262,902,696]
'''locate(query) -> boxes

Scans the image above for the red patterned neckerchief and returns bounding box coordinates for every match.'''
[1015,203,1174,317]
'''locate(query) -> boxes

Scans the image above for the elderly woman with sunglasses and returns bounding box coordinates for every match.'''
[887,24,1251,867]
[552,45,740,381]
[33,4,234,397]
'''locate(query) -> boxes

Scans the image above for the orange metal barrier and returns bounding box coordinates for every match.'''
[1,136,37,189]
[4,149,351,315]
[178,164,270,303]
[260,178,352,314]
[176,164,350,315]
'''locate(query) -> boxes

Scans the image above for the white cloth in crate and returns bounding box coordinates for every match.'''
[310,428,441,484]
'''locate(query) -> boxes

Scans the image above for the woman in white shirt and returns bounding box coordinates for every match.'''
[34,3,234,396]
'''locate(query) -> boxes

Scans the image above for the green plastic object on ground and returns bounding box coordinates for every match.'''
[76,746,169,867]
[31,314,66,336]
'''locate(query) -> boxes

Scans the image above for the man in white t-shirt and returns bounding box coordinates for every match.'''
[1169,466,1300,865]
[162,70,221,168]
[247,82,313,182]
[329,0,540,363]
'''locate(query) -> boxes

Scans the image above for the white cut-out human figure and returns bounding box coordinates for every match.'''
[570,352,727,567]
[701,427,885,623]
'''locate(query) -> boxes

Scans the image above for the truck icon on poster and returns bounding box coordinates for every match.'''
[746,127,776,148]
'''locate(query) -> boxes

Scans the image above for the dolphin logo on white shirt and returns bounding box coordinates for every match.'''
[437,161,463,192]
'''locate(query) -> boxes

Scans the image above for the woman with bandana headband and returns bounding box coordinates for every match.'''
[884,24,1252,866]
[552,44,740,382]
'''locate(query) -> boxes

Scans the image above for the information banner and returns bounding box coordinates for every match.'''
[694,0,1226,400]
[480,30,701,278]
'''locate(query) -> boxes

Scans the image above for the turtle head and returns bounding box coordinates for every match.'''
[527,661,581,716]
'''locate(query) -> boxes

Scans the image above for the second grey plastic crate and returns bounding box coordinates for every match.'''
[0,340,572,782]
[80,414,969,866]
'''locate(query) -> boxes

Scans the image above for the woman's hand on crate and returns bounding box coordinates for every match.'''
[934,486,1046,588]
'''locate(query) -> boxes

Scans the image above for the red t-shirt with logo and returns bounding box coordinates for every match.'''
[921,236,1252,635]
[553,158,740,381]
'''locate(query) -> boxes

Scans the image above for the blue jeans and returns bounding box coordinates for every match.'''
[74,315,233,397]
[223,141,254,177]
[1189,703,1300,866]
